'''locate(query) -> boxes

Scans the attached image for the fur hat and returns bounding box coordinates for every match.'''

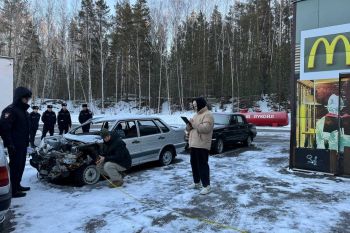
[100,128,110,139]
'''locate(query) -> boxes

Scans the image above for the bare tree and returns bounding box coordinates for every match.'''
[170,0,186,111]
[58,0,71,101]
[150,3,168,113]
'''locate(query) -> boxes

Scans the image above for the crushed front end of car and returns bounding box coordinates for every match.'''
[30,136,101,185]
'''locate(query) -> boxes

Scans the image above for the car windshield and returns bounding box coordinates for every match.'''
[71,120,115,135]
[213,114,230,125]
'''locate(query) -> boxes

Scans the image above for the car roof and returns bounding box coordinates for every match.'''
[212,112,243,116]
[90,115,162,123]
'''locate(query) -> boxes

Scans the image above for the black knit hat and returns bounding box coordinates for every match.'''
[100,128,110,139]
[62,103,67,107]
[82,104,88,108]
[194,97,207,112]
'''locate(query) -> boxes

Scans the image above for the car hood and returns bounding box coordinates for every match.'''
[64,134,103,144]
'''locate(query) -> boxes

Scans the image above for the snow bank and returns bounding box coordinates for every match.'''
[29,98,289,129]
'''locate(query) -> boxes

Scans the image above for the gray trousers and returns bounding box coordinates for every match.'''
[97,161,126,182]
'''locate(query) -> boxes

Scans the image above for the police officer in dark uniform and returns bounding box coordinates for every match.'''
[1,87,32,198]
[79,104,93,133]
[0,118,4,137]
[57,103,72,135]
[29,106,41,147]
[41,105,56,139]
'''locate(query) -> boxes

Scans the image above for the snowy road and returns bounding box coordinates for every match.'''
[2,130,350,233]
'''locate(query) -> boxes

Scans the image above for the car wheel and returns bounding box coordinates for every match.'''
[244,136,252,147]
[159,147,175,166]
[215,138,224,154]
[74,164,100,186]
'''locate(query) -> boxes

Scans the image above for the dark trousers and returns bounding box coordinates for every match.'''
[29,129,37,147]
[9,147,27,193]
[190,148,210,187]
[82,125,90,133]
[59,126,69,135]
[41,125,54,139]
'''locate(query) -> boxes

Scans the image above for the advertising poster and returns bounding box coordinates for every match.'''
[296,78,350,173]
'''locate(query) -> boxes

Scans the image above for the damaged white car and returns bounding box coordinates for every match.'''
[30,116,186,186]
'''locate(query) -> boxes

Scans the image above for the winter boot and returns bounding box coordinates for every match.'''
[199,186,211,195]
[109,180,124,188]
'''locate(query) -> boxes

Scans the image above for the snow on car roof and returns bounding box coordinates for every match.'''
[212,112,242,116]
[90,115,161,123]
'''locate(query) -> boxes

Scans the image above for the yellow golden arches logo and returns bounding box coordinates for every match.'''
[308,35,350,69]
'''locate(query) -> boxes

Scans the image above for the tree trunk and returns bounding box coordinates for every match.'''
[79,75,87,103]
[229,46,234,112]
[221,25,225,95]
[136,33,142,110]
[166,62,170,113]
[180,59,184,111]
[127,47,131,100]
[148,61,151,111]
[88,39,92,106]
[176,62,181,108]
[120,55,124,100]
[73,59,76,103]
[157,51,163,113]
[101,38,105,111]
[115,56,119,103]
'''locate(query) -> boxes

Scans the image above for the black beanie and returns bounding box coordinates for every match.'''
[195,97,207,112]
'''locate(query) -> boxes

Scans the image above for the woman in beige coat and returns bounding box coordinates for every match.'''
[186,97,214,195]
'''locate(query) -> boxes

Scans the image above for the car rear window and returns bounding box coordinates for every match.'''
[236,116,245,124]
[213,114,230,125]
[154,120,170,133]
[138,120,161,136]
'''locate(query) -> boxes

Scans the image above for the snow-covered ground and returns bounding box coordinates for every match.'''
[4,130,350,233]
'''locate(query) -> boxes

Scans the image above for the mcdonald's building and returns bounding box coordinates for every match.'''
[290,0,350,175]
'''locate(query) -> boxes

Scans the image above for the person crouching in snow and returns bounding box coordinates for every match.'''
[97,129,131,187]
[186,97,214,195]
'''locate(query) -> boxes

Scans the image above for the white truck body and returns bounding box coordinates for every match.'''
[0,57,14,113]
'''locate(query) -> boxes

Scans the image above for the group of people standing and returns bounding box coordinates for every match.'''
[28,103,93,147]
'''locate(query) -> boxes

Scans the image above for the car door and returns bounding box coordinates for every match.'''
[236,115,249,141]
[227,115,240,142]
[137,119,163,163]
[154,118,176,149]
[115,120,141,166]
